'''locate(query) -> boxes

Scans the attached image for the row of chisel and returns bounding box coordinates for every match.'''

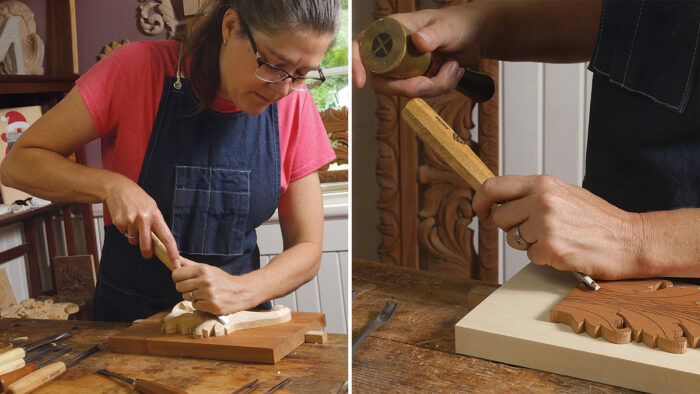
[0,332,184,394]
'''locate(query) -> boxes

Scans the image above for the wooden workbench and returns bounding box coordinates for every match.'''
[0,318,347,393]
[351,259,638,392]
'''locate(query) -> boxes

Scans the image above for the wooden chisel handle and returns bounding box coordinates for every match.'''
[0,358,25,375]
[0,363,37,392]
[0,348,25,371]
[6,361,66,394]
[402,98,495,189]
[151,232,176,271]
[135,379,189,394]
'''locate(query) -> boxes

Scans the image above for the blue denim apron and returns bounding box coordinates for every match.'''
[92,75,280,322]
[584,1,700,282]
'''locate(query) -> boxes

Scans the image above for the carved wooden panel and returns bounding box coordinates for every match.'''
[53,255,96,302]
[319,107,349,184]
[551,279,700,354]
[373,0,499,281]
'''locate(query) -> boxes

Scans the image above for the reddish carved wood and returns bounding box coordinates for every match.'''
[371,0,500,279]
[551,280,700,354]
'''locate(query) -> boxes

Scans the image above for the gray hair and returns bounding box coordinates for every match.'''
[227,0,341,37]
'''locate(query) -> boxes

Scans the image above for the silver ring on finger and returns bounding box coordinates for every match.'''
[512,225,532,250]
[187,291,195,301]
[124,232,137,240]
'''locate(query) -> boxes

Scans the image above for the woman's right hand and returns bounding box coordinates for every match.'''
[352,3,488,97]
[105,176,180,263]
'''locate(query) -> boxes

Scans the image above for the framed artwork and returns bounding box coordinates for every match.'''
[0,105,42,204]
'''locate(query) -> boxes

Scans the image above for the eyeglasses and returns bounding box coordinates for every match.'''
[241,21,325,91]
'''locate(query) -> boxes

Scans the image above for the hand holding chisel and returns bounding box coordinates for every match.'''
[402,98,600,291]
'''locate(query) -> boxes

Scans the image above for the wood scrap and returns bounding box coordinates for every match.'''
[0,268,16,307]
[0,298,78,320]
[162,301,292,339]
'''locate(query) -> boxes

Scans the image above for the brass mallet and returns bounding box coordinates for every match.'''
[358,17,495,102]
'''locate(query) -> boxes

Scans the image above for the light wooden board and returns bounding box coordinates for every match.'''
[455,264,700,393]
[109,311,325,364]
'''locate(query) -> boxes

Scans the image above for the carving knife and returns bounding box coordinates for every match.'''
[0,332,72,370]
[97,369,188,394]
[0,346,72,392]
[151,232,230,325]
[401,98,600,291]
[6,345,100,394]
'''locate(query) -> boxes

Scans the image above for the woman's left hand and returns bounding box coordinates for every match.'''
[172,258,259,315]
[473,175,644,280]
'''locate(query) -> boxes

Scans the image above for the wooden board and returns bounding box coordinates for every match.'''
[53,255,96,301]
[109,311,325,364]
[455,264,700,393]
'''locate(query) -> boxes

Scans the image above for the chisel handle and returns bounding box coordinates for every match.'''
[151,232,176,271]
[402,98,495,190]
[0,363,37,392]
[0,358,25,375]
[135,379,189,394]
[6,361,66,394]
[0,348,25,370]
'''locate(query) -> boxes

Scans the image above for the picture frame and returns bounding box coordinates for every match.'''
[0,105,42,204]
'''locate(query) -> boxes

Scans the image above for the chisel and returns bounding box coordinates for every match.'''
[6,345,100,394]
[0,346,72,392]
[402,98,600,291]
[97,369,187,394]
[0,332,72,370]
[151,232,230,325]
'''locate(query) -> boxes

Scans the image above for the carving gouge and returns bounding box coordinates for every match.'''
[0,346,72,392]
[352,302,397,355]
[0,332,72,370]
[151,232,230,325]
[401,98,600,291]
[6,345,100,394]
[97,369,188,394]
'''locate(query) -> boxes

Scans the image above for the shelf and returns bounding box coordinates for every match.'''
[0,75,78,94]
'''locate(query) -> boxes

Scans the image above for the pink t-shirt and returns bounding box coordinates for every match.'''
[76,40,335,224]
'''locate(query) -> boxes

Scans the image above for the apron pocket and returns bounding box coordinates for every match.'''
[172,166,250,255]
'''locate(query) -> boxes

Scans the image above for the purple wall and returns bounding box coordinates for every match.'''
[75,0,166,75]
[75,1,167,167]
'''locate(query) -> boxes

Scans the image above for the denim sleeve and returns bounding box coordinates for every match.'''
[589,0,700,113]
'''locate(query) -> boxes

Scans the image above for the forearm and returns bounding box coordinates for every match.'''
[1,146,129,204]
[477,0,602,62]
[243,241,322,306]
[636,209,700,278]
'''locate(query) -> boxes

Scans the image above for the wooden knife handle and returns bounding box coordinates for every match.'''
[6,361,66,394]
[402,98,495,189]
[151,232,176,271]
[0,363,37,392]
[0,348,25,370]
[135,379,189,394]
[0,358,25,375]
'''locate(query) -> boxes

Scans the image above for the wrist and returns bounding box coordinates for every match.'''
[625,211,654,277]
[229,272,266,310]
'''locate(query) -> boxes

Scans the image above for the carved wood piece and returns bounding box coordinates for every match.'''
[162,301,292,339]
[551,279,700,354]
[0,1,44,75]
[319,106,348,183]
[97,39,129,62]
[0,298,78,320]
[0,268,15,307]
[52,255,96,302]
[137,0,179,38]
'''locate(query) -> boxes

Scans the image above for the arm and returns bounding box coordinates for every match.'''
[472,175,700,280]
[172,171,325,314]
[0,88,180,262]
[353,0,602,97]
